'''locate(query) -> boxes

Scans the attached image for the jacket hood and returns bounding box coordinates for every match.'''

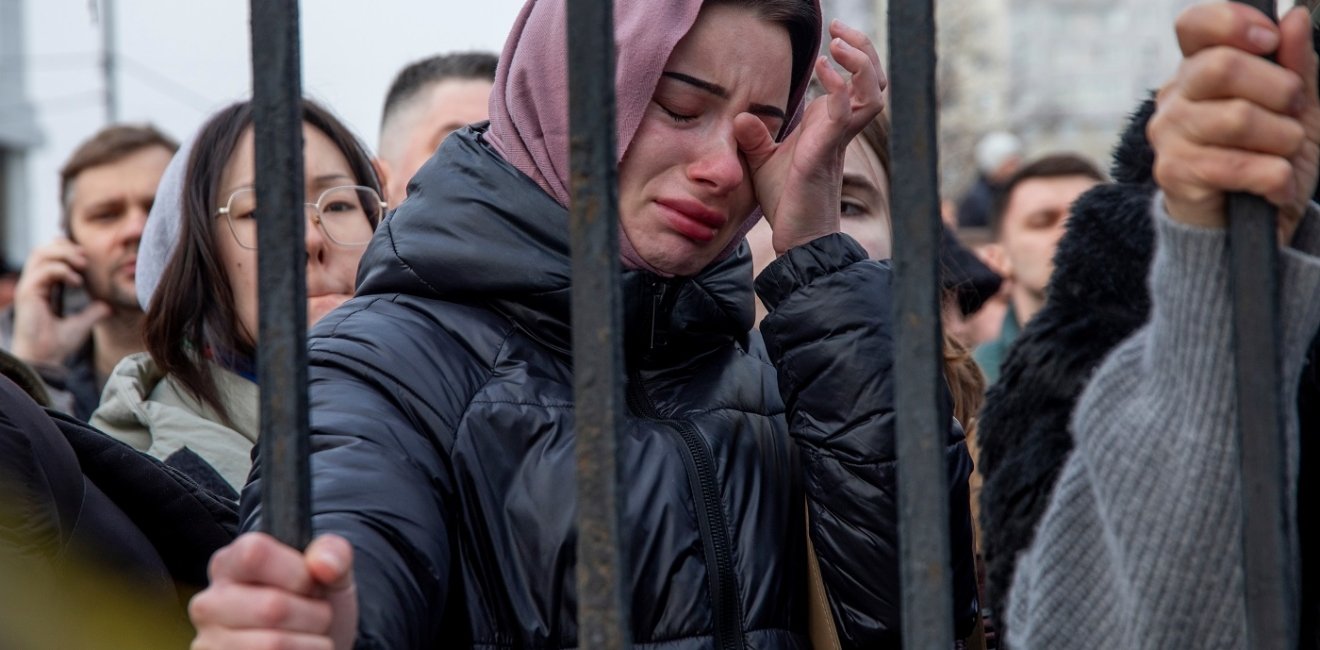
[356,125,755,356]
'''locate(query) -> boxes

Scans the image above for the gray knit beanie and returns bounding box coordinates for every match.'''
[136,130,195,310]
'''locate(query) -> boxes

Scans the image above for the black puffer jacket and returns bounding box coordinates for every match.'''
[242,126,978,649]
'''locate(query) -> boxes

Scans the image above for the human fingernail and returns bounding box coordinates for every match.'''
[317,550,342,574]
[1248,25,1279,51]
[1293,92,1307,116]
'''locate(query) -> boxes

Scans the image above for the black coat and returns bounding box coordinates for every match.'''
[241,126,979,649]
[977,97,1320,646]
[977,99,1159,616]
[0,372,237,639]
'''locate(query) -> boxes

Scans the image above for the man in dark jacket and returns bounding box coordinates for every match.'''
[972,154,1104,383]
[0,124,176,420]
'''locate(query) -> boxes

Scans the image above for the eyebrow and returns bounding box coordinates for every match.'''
[310,173,355,189]
[222,173,356,199]
[79,197,128,214]
[842,172,883,195]
[661,71,786,122]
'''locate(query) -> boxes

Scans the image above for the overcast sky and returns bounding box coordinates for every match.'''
[17,0,525,252]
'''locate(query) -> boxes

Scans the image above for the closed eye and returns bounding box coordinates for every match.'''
[841,199,868,218]
[656,101,696,124]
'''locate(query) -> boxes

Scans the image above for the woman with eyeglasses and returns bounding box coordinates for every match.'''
[91,98,384,497]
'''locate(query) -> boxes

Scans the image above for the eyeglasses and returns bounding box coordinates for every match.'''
[215,185,385,250]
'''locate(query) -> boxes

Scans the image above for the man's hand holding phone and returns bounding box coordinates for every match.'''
[9,238,112,369]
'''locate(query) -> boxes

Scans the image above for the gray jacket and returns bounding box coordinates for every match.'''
[1006,198,1320,647]
[91,352,258,495]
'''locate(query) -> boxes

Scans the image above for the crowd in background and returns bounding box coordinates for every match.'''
[0,0,1317,648]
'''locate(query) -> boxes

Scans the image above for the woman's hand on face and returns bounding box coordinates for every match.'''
[734,20,887,256]
[1149,3,1320,243]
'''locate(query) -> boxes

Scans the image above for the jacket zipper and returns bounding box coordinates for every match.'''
[627,370,745,650]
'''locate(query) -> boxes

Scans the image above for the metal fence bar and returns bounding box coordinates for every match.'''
[1225,1,1298,646]
[1229,191,1296,649]
[250,0,311,550]
[888,0,955,647]
[1225,7,1297,646]
[566,0,630,648]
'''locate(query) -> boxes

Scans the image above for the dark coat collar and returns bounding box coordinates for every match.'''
[355,124,754,361]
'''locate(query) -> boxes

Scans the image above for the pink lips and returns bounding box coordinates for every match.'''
[656,198,727,243]
[307,293,352,326]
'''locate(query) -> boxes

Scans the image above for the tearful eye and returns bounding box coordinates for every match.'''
[656,101,696,124]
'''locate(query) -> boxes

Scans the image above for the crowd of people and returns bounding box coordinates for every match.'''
[0,0,1317,648]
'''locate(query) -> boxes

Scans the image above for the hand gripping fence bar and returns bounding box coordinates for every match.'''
[1229,1,1298,647]
[567,0,632,648]
[250,0,312,550]
[888,0,956,647]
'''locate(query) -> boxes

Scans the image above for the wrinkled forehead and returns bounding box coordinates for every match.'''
[624,0,817,146]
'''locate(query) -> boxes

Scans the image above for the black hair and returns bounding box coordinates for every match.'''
[380,52,499,130]
[991,153,1105,235]
[145,98,381,425]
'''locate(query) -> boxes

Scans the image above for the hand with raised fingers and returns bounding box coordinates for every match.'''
[9,238,111,368]
[735,19,888,256]
[1149,2,1320,243]
[190,532,358,650]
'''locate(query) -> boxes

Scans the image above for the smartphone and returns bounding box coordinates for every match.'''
[47,280,88,319]
[49,282,65,318]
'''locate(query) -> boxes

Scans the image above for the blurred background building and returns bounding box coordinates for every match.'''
[824,0,1197,198]
[0,0,44,270]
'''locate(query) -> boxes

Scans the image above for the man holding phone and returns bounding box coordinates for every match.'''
[0,124,176,420]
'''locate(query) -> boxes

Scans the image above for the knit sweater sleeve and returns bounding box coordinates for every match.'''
[1005,197,1320,648]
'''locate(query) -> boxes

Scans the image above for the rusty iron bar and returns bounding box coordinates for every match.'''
[1228,190,1296,649]
[1226,1,1298,646]
[1228,5,1297,647]
[566,0,630,648]
[888,0,955,647]
[250,0,311,550]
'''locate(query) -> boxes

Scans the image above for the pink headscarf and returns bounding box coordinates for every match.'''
[487,0,821,276]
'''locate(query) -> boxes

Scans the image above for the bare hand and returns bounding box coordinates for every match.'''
[1149,3,1320,242]
[9,238,110,367]
[735,20,888,255]
[190,532,358,650]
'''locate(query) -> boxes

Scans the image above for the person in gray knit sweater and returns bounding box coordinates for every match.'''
[1006,3,1320,647]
